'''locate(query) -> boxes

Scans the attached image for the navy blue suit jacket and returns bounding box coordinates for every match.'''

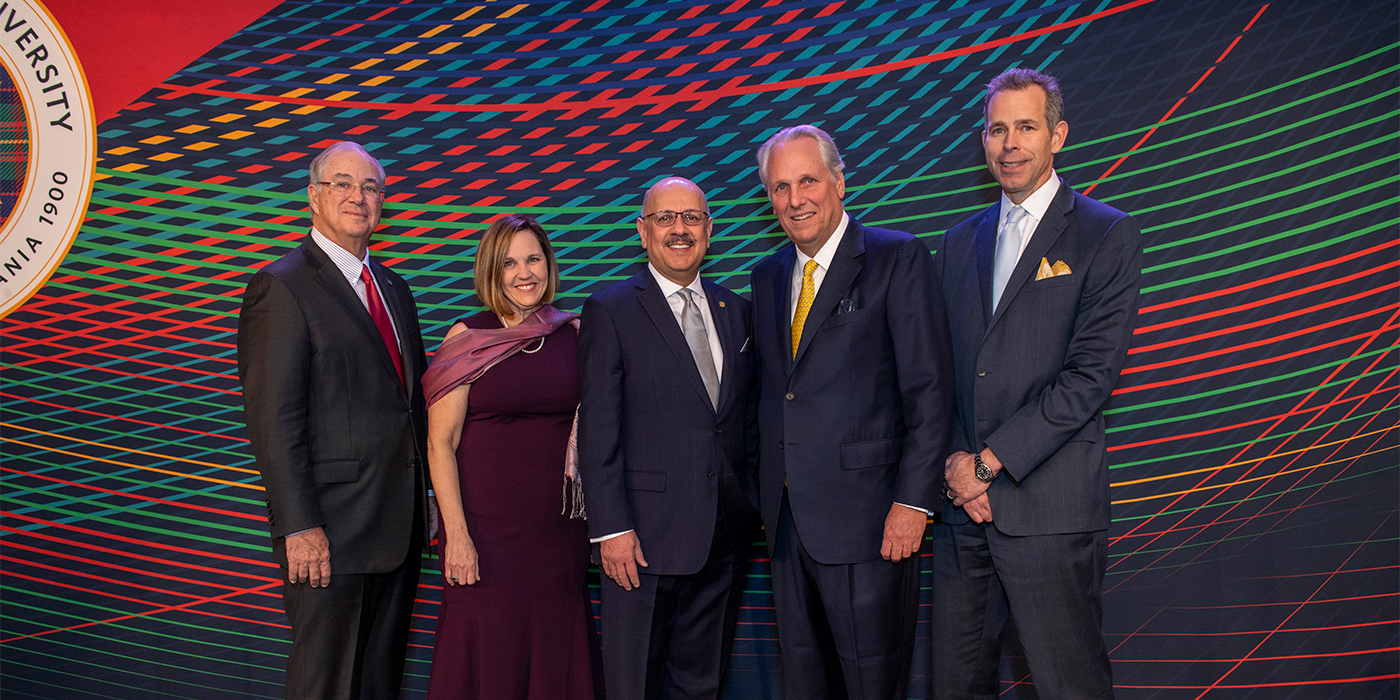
[751,218,954,565]
[935,181,1142,536]
[577,271,760,576]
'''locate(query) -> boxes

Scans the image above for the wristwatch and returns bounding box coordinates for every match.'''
[974,451,995,483]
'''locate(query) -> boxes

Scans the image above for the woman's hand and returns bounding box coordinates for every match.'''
[442,529,481,586]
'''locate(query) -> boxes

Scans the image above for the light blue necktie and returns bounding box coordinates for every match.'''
[991,205,1028,312]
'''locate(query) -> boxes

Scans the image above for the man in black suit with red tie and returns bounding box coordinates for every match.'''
[238,141,429,699]
[749,125,955,699]
[934,68,1143,700]
[578,177,761,700]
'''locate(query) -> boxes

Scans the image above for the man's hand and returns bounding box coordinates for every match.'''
[944,449,1002,506]
[599,531,648,591]
[881,504,928,562]
[285,527,331,587]
[964,493,993,524]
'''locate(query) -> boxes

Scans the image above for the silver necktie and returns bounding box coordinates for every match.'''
[992,205,1028,312]
[679,288,720,410]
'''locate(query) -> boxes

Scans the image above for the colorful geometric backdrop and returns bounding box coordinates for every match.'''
[2,0,1396,698]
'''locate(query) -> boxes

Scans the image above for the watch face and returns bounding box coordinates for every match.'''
[975,461,993,482]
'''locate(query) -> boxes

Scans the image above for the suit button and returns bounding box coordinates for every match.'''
[778,440,785,448]
[977,369,987,377]
[714,428,721,435]
[708,472,717,481]
[785,392,795,401]
[406,457,415,468]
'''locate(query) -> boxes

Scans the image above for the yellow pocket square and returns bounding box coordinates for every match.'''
[1035,257,1072,280]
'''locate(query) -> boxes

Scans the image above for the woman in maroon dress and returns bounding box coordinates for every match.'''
[422,214,599,699]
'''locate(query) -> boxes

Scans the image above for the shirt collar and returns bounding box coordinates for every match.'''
[647,262,705,300]
[795,211,850,272]
[311,227,370,282]
[998,171,1060,227]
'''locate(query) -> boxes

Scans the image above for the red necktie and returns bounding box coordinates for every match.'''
[360,264,404,387]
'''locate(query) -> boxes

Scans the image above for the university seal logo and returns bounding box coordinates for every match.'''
[0,0,93,318]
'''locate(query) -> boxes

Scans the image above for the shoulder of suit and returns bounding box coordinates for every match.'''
[752,245,790,274]
[946,203,997,239]
[257,244,314,281]
[1066,189,1139,243]
[585,274,641,306]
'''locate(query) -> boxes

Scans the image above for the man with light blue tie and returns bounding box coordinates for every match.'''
[933,68,1143,699]
[577,177,761,700]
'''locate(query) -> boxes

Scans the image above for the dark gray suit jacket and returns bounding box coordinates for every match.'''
[935,181,1143,536]
[577,271,760,576]
[751,218,955,564]
[238,236,429,574]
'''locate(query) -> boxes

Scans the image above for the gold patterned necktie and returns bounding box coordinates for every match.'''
[791,259,818,359]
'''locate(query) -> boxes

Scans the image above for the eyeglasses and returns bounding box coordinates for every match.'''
[315,181,384,198]
[639,210,709,227]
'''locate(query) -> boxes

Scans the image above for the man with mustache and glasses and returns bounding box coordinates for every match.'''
[578,177,762,700]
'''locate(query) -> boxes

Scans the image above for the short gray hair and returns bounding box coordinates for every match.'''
[755,124,845,188]
[308,141,385,185]
[984,68,1064,129]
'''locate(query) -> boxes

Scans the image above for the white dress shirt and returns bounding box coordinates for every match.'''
[995,171,1061,270]
[789,212,850,323]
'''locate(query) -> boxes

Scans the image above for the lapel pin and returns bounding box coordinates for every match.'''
[718,301,726,308]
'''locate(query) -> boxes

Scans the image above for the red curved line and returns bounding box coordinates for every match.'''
[1109,382,1395,451]
[1129,282,1399,354]
[0,465,262,521]
[1134,257,1400,335]
[0,393,249,443]
[3,349,241,395]
[1139,233,1397,316]
[152,0,1160,113]
[1117,321,1399,393]
[0,512,274,571]
[1121,303,1398,378]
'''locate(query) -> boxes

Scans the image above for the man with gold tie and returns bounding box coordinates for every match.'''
[748,125,955,700]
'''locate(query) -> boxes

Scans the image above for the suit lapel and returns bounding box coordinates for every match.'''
[768,246,796,376]
[986,183,1075,336]
[791,218,864,373]
[635,272,715,412]
[303,238,406,393]
[974,206,998,327]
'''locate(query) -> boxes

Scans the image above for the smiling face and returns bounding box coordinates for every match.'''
[307,147,383,258]
[638,178,711,286]
[983,85,1068,205]
[500,229,549,318]
[763,137,846,258]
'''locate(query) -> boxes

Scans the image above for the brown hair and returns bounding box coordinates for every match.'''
[984,68,1065,130]
[472,214,560,319]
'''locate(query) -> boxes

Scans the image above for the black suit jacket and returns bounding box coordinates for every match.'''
[751,217,954,565]
[238,236,429,574]
[935,181,1142,536]
[577,271,760,576]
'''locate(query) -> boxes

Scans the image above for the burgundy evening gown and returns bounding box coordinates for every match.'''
[427,313,598,699]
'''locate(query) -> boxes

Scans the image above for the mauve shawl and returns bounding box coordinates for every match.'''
[421,305,585,519]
